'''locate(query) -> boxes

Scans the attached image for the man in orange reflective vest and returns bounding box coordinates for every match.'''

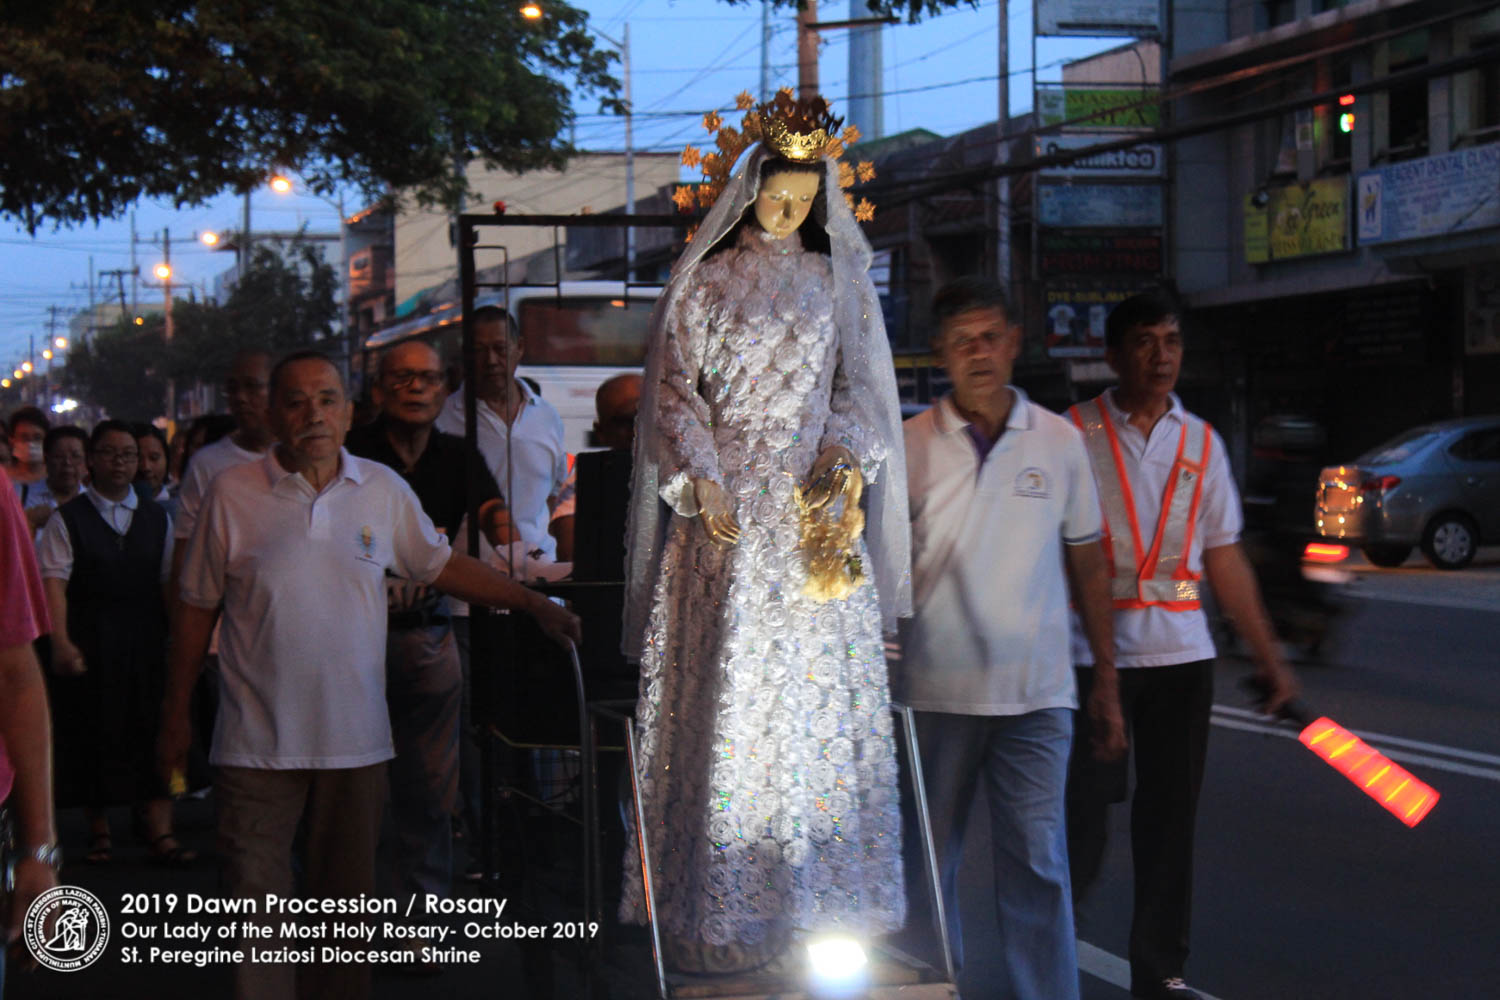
[1065,289,1299,1000]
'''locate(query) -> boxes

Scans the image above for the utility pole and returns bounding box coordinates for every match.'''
[44,307,67,409]
[163,229,175,426]
[624,22,635,280]
[996,0,1010,291]
[760,0,773,101]
[130,210,139,317]
[797,0,819,98]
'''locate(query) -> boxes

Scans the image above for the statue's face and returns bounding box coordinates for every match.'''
[754,169,820,240]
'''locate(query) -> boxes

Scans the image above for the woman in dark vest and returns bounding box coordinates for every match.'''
[38,419,193,865]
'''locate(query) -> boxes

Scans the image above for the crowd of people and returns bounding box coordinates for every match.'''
[0,277,1300,1000]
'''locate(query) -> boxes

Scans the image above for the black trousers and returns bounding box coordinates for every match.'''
[1067,660,1214,992]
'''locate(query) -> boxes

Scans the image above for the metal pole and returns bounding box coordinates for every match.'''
[240,189,251,283]
[797,0,819,99]
[996,0,1010,289]
[624,22,635,281]
[337,194,351,379]
[760,0,772,100]
[163,229,175,426]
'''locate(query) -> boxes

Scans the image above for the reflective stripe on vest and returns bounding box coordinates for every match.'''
[1068,398,1211,611]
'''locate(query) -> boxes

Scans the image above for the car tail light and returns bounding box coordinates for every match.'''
[1360,475,1401,493]
[1303,542,1349,563]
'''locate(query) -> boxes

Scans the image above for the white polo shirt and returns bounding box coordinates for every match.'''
[178,449,453,769]
[1069,389,1241,668]
[901,389,1103,716]
[437,381,567,559]
[37,485,174,582]
[174,435,265,541]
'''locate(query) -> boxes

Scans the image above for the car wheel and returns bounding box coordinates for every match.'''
[1361,544,1412,568]
[1421,513,1479,570]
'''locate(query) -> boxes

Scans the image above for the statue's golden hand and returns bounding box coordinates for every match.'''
[802,446,857,511]
[693,478,741,548]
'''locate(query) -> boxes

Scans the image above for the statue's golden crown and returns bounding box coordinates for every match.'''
[759,94,843,162]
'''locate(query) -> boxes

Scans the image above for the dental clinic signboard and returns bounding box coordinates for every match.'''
[1357,145,1500,245]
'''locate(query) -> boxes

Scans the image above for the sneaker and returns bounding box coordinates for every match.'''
[1133,977,1204,1000]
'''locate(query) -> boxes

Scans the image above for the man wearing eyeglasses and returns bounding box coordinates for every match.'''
[346,342,504,910]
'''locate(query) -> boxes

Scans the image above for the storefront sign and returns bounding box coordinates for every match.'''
[1357,145,1500,245]
[1036,85,1161,131]
[1244,179,1349,262]
[1036,135,1164,178]
[1244,194,1270,264]
[1036,0,1161,36]
[1039,183,1163,228]
[1039,231,1162,275]
[1043,281,1152,358]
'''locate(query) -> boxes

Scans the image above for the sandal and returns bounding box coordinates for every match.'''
[146,833,198,868]
[85,832,112,864]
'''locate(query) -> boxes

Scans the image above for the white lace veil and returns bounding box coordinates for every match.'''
[623,142,912,659]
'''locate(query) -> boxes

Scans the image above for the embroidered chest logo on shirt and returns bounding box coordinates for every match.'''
[356,525,379,563]
[1014,467,1051,499]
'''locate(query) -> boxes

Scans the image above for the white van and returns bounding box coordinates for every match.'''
[364,281,662,454]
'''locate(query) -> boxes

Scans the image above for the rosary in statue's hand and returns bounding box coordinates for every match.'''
[802,445,858,511]
[693,478,741,548]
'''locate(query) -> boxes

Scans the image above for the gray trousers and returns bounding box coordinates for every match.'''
[384,623,462,901]
[215,763,386,1000]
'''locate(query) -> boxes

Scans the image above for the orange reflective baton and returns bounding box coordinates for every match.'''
[1298,717,1440,828]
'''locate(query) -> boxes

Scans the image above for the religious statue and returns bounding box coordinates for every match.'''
[620,92,912,973]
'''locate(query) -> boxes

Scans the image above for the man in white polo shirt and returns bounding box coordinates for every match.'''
[436,305,567,557]
[170,350,274,583]
[901,277,1125,999]
[160,351,580,1000]
[1065,289,1298,1000]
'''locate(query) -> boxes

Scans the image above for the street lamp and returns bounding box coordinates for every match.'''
[200,230,221,247]
[269,174,294,194]
[42,350,52,361]
[20,361,32,374]
[54,336,67,350]
[519,3,542,18]
[154,262,173,280]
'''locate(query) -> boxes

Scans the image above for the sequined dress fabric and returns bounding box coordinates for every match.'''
[620,226,905,950]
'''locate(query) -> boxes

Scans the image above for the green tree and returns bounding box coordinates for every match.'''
[62,318,169,422]
[62,238,338,418]
[170,239,341,383]
[0,0,619,231]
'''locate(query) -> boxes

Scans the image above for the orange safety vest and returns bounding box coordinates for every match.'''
[1067,397,1211,611]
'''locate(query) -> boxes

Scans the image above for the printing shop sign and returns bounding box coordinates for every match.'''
[1036,135,1164,178]
[1357,145,1500,245]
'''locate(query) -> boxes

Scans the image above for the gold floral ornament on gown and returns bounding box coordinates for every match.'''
[677,88,878,238]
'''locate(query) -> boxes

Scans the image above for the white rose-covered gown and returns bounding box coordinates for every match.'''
[620,225,905,958]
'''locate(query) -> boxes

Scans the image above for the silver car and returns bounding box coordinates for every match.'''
[1314,416,1500,569]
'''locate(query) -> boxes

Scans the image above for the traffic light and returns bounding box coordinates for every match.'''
[1338,94,1355,134]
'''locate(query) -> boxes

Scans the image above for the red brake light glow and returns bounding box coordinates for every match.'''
[1360,475,1401,493]
[1303,543,1348,564]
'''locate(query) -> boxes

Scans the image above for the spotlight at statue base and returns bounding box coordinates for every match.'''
[806,933,869,997]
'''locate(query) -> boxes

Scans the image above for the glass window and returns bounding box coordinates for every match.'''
[1358,426,1442,464]
[518,297,656,366]
[1448,427,1500,461]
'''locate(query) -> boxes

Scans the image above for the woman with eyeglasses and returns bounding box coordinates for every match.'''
[36,420,191,866]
